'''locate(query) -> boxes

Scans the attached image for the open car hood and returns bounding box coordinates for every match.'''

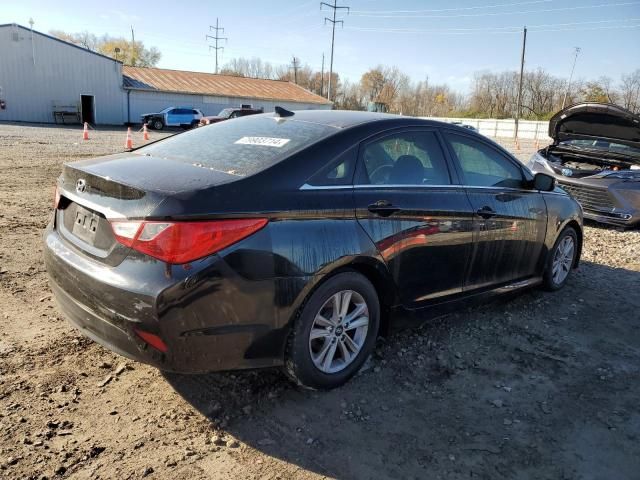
[549,103,640,151]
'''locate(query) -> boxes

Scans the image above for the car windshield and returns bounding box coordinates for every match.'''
[138,115,337,177]
[160,107,173,114]
[218,108,234,118]
[560,139,640,158]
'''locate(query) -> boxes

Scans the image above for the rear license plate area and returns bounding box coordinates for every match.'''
[72,206,100,244]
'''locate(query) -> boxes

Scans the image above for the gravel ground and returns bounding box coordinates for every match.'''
[1,122,639,480]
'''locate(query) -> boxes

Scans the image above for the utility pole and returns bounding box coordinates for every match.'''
[320,53,325,97]
[561,47,581,109]
[514,26,527,139]
[206,18,228,74]
[130,25,136,66]
[321,0,349,102]
[291,56,300,84]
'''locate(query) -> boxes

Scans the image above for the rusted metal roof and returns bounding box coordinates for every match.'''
[123,66,331,105]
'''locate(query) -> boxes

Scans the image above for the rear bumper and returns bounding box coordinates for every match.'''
[49,277,164,366]
[44,223,308,373]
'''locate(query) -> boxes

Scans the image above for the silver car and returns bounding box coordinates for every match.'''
[527,102,640,227]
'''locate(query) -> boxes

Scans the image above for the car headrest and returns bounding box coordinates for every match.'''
[389,155,423,185]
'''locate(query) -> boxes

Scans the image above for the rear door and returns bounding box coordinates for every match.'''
[354,128,475,308]
[442,131,548,290]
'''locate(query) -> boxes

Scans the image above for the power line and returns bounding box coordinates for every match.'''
[206,18,227,74]
[321,0,350,101]
[351,0,552,14]
[348,1,640,18]
[345,21,640,35]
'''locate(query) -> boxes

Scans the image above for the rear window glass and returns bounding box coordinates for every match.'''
[138,116,337,177]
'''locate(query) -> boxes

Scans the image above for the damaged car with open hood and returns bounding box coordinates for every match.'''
[528,103,640,227]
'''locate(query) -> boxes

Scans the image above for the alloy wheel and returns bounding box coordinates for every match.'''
[552,235,575,285]
[308,290,369,374]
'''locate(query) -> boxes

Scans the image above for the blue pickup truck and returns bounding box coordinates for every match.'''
[141,107,204,130]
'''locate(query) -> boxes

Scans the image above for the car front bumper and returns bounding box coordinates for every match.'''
[554,179,639,227]
[528,154,640,228]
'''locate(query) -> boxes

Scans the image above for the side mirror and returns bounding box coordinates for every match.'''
[533,172,555,192]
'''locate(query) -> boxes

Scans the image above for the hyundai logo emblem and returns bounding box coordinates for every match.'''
[76,178,87,193]
[561,168,573,177]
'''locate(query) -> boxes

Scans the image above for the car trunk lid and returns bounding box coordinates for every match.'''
[55,153,240,264]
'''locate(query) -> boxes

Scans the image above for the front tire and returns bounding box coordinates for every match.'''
[543,226,578,291]
[152,118,164,130]
[285,272,380,390]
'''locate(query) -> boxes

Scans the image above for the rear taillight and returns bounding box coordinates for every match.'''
[109,218,268,264]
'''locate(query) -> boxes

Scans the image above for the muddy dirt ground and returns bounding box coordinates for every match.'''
[1,123,639,480]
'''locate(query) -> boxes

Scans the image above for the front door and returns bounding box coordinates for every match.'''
[354,129,475,308]
[442,131,548,290]
[166,108,185,126]
[80,95,95,124]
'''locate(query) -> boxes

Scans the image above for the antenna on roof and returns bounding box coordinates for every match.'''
[28,17,35,65]
[274,106,294,118]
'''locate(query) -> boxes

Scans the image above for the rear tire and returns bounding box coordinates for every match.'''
[543,226,578,291]
[152,118,164,130]
[285,272,379,390]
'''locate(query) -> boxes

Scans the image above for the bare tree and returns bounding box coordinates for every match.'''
[620,69,640,113]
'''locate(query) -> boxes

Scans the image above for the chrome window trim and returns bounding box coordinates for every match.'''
[299,184,354,190]
[300,183,554,194]
[353,184,458,189]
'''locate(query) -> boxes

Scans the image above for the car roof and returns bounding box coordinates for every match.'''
[264,109,451,130]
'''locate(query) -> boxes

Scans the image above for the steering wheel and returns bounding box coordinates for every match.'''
[369,164,393,184]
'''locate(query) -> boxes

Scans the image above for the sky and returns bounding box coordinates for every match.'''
[2,0,639,92]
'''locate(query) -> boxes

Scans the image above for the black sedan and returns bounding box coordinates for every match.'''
[44,109,583,389]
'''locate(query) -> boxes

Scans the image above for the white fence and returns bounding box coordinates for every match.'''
[421,117,551,141]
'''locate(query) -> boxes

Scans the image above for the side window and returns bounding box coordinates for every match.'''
[192,110,199,116]
[358,131,451,185]
[307,148,357,186]
[444,133,524,188]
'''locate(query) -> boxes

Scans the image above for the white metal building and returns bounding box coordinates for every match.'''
[0,23,331,126]
[0,23,125,124]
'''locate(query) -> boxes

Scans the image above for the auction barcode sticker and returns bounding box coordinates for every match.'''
[235,137,291,147]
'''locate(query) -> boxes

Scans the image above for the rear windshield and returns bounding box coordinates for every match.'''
[138,115,337,177]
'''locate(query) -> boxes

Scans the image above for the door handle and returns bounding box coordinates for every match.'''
[476,206,496,219]
[368,200,400,217]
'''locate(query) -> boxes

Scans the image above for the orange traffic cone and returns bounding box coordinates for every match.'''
[125,127,133,149]
[82,122,89,141]
[515,137,521,151]
[143,123,150,141]
[534,138,540,150]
